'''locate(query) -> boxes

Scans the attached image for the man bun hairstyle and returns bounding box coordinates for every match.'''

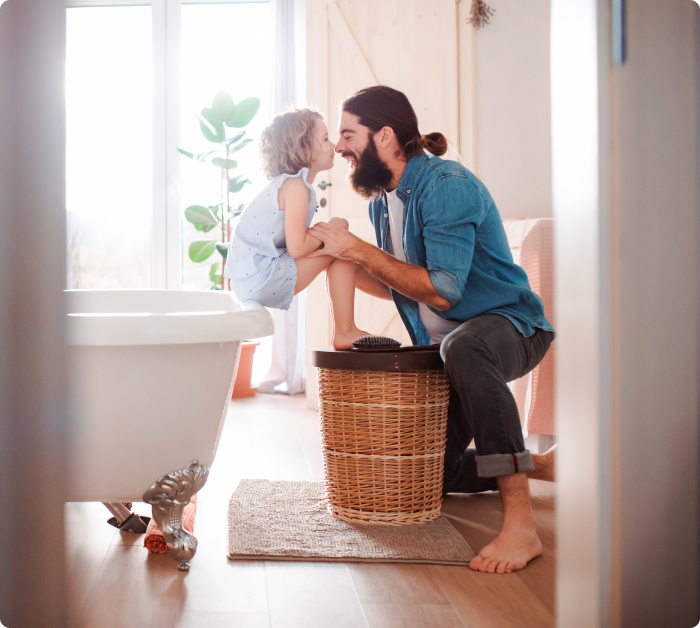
[341,86,448,158]
[259,107,323,179]
[404,132,449,157]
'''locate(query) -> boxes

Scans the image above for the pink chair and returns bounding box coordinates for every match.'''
[502,218,555,452]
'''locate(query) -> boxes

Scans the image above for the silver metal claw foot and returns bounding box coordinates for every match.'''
[143,460,210,571]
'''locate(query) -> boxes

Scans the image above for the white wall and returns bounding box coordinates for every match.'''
[475,0,552,220]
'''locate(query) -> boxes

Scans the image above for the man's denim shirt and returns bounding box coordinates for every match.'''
[369,153,555,346]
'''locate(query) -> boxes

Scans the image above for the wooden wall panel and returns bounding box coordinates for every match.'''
[305,0,460,408]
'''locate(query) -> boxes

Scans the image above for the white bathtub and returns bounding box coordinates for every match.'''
[65,289,272,569]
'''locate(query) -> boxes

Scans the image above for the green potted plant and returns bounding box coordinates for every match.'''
[179,91,262,397]
[178,90,260,289]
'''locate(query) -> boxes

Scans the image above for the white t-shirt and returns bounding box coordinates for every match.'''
[386,189,460,345]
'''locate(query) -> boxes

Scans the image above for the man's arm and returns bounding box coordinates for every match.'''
[355,264,392,300]
[357,243,451,310]
[306,223,451,311]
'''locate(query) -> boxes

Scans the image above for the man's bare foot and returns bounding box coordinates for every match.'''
[469,518,543,574]
[332,328,369,350]
[527,444,556,482]
[469,471,542,573]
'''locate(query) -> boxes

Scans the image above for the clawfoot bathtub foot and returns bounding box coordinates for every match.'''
[143,460,210,571]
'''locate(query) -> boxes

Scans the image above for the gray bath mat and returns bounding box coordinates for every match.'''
[227,479,475,565]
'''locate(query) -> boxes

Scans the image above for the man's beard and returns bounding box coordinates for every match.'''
[344,137,394,200]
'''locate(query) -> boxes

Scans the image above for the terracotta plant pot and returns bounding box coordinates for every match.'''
[231,341,259,398]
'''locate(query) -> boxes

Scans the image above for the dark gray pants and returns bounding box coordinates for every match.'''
[440,314,554,494]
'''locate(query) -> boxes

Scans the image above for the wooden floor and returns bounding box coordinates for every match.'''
[65,393,556,628]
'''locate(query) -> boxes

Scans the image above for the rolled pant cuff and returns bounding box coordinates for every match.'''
[475,450,534,478]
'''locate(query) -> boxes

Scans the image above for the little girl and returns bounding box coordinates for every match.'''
[224,108,367,350]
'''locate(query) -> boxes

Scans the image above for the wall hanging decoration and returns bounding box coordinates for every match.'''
[467,0,495,29]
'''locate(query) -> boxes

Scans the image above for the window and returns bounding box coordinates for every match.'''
[66,6,153,289]
[65,0,272,290]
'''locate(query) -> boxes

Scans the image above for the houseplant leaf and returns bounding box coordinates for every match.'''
[197,109,223,143]
[215,242,228,259]
[177,147,196,159]
[184,205,218,228]
[211,157,239,170]
[228,138,254,154]
[224,203,246,222]
[189,240,217,263]
[226,97,261,128]
[193,223,217,233]
[228,173,250,189]
[210,91,235,123]
[208,262,220,282]
[222,130,246,146]
[195,148,219,162]
[229,178,251,194]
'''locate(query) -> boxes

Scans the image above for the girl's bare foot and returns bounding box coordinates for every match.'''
[527,444,556,482]
[332,328,369,350]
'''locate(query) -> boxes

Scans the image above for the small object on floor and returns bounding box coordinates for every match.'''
[107,512,151,534]
[105,501,150,533]
[144,494,198,554]
[351,335,401,351]
[227,480,475,565]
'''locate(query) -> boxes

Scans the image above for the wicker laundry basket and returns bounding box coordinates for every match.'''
[313,348,450,526]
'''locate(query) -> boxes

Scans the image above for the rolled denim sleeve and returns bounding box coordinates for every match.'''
[421,175,484,307]
[426,268,463,305]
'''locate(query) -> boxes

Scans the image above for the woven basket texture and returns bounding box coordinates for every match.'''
[318,368,450,526]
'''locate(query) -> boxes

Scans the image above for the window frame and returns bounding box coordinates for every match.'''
[65,0,267,288]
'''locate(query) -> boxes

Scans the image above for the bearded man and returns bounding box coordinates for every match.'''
[307,86,556,574]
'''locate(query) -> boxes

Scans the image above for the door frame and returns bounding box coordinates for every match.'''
[551,0,614,624]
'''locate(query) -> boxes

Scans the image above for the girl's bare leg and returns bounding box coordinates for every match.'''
[294,254,334,293]
[294,256,367,350]
[326,258,367,349]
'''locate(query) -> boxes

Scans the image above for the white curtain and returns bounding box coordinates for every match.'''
[259,0,306,395]
[257,293,307,394]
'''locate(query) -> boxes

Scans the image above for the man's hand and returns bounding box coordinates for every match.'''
[306,221,363,260]
[307,221,451,311]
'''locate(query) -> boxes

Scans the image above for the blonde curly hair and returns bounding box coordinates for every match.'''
[260,108,323,179]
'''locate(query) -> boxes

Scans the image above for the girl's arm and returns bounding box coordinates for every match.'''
[279,177,322,259]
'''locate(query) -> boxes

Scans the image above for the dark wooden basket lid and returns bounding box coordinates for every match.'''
[312,346,444,372]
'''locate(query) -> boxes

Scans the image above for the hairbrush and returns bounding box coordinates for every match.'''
[351,335,402,351]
